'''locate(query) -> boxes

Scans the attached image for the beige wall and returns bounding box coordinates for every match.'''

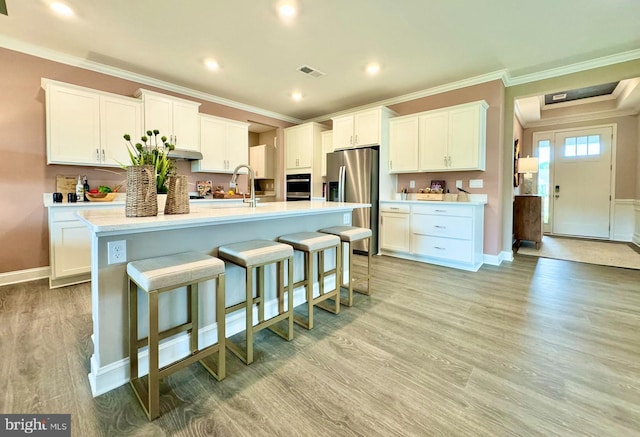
[389,80,506,256]
[522,115,638,199]
[0,47,294,274]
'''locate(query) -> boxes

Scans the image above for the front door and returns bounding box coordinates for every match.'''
[552,126,613,238]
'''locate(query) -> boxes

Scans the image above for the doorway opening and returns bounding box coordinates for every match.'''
[532,125,614,239]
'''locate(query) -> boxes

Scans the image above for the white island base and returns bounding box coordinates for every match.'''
[77,201,369,396]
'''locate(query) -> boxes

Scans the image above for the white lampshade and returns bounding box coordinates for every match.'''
[518,156,539,174]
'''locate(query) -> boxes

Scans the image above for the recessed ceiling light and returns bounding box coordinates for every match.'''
[205,59,220,71]
[279,4,297,18]
[291,91,303,102]
[50,2,74,17]
[366,63,381,75]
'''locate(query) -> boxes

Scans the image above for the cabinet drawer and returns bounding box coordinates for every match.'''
[412,203,472,217]
[412,214,472,240]
[411,235,473,263]
[380,203,410,214]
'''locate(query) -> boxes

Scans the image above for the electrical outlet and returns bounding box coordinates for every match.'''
[456,180,463,189]
[108,240,127,264]
[409,180,415,188]
[343,213,351,225]
[469,179,483,188]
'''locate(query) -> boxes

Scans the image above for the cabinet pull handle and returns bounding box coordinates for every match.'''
[350,135,353,145]
[390,207,399,210]
[355,134,358,144]
[444,156,447,167]
[434,246,446,250]
[435,209,446,212]
[448,156,452,167]
[96,148,100,161]
[434,225,446,229]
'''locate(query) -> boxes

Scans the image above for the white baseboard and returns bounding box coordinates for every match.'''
[88,283,316,397]
[483,250,512,266]
[0,266,50,287]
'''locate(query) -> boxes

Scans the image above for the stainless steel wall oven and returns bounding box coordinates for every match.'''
[286,173,311,201]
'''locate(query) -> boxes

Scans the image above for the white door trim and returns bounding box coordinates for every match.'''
[532,123,617,239]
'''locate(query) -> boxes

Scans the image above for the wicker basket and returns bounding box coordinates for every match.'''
[125,165,158,217]
[164,175,190,215]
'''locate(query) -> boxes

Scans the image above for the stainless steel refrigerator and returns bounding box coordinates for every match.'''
[326,147,379,254]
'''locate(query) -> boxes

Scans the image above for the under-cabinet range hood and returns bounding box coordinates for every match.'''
[167,149,203,160]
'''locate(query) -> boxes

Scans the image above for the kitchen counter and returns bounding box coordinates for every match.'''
[43,193,244,208]
[77,200,365,235]
[82,200,369,396]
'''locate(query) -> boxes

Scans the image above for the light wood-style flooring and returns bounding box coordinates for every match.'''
[1,254,639,436]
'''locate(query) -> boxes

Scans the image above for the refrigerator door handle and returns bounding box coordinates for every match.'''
[339,165,346,202]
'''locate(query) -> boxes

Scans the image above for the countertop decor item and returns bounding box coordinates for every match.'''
[86,192,117,202]
[164,175,190,214]
[125,164,157,217]
[124,130,176,194]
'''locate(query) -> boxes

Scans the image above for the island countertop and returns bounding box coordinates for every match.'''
[83,199,370,397]
[77,200,370,235]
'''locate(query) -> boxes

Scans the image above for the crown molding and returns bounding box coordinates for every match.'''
[521,108,639,129]
[305,70,509,122]
[0,35,303,124]
[505,49,640,87]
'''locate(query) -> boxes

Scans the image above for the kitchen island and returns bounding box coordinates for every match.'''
[77,201,369,396]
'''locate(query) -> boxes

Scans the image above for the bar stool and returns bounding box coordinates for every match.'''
[218,240,294,365]
[319,226,372,307]
[278,232,341,330]
[127,251,226,420]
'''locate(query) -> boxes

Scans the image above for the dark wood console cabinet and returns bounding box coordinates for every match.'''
[514,195,542,249]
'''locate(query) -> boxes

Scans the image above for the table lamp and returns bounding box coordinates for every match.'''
[518,156,539,194]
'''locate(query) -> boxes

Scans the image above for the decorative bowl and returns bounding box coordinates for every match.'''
[86,192,117,202]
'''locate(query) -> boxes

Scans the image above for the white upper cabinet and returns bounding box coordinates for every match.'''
[284,122,326,172]
[388,100,488,173]
[321,130,333,177]
[418,110,450,171]
[193,114,248,173]
[389,116,419,173]
[420,101,488,172]
[100,95,143,166]
[136,89,201,151]
[250,144,275,179]
[331,107,388,150]
[44,79,142,167]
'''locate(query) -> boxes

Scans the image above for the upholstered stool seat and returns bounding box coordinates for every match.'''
[218,240,294,365]
[278,232,341,329]
[127,251,226,420]
[319,226,372,307]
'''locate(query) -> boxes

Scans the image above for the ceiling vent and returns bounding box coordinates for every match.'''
[297,65,326,78]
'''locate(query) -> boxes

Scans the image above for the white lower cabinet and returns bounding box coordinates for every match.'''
[380,203,411,252]
[379,201,484,271]
[48,207,95,288]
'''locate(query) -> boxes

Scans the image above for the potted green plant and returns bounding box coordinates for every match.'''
[124,130,176,194]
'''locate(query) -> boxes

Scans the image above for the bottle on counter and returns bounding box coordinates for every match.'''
[76,176,84,202]
[83,176,90,201]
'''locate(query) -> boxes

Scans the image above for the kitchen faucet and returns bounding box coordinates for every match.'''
[230,164,257,207]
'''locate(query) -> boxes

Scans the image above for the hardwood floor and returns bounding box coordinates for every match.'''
[1,255,640,436]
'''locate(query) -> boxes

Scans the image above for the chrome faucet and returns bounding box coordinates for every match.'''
[230,164,257,207]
